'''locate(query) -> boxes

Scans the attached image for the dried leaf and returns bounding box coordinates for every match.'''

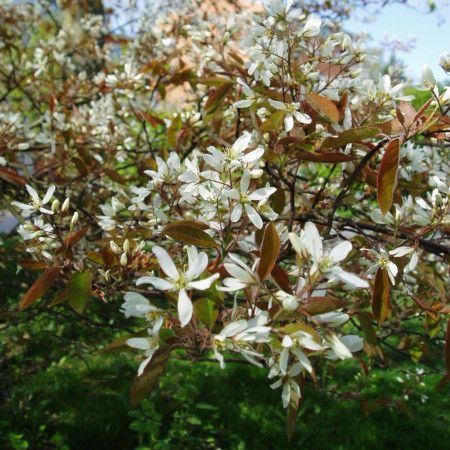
[257,222,280,281]
[19,266,61,310]
[377,138,400,214]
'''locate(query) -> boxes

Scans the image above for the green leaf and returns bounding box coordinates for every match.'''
[163,220,218,248]
[67,271,93,314]
[257,222,280,281]
[261,110,285,132]
[193,298,218,329]
[377,138,400,215]
[372,268,391,324]
[321,126,380,150]
[357,312,378,346]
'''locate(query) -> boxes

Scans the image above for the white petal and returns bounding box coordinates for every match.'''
[328,241,352,263]
[245,204,263,229]
[136,276,173,290]
[234,99,254,108]
[223,263,254,283]
[152,246,178,279]
[188,273,220,290]
[232,133,252,153]
[240,170,251,193]
[284,114,294,132]
[268,99,285,110]
[332,268,369,289]
[230,203,243,223]
[293,111,312,124]
[137,353,156,377]
[126,337,150,350]
[304,222,323,260]
[178,289,193,327]
[26,184,40,203]
[241,146,265,163]
[42,185,56,204]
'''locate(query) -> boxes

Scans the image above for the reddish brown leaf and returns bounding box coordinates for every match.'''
[321,126,380,150]
[204,82,233,114]
[19,266,61,310]
[64,226,89,248]
[164,220,217,248]
[305,92,339,123]
[130,346,172,407]
[372,268,391,324]
[377,138,400,214]
[135,110,165,127]
[0,167,27,186]
[445,319,450,380]
[294,151,354,163]
[303,296,347,315]
[271,263,293,294]
[257,222,280,281]
[18,260,48,270]
[104,168,127,184]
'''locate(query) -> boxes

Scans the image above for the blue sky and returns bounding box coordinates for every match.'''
[345,2,449,81]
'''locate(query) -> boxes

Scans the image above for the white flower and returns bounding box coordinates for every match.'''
[289,222,369,289]
[421,65,436,89]
[233,79,257,108]
[326,333,363,360]
[126,317,164,376]
[213,312,271,368]
[218,253,259,291]
[301,15,321,38]
[366,248,398,285]
[144,152,181,186]
[312,310,350,328]
[389,246,418,273]
[121,291,163,320]
[12,184,55,217]
[136,246,219,327]
[204,133,264,171]
[268,99,311,132]
[225,170,276,229]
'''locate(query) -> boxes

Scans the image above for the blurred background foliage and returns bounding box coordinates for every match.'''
[1,232,449,449]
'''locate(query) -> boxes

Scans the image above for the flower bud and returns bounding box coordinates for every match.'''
[110,241,120,254]
[70,211,79,227]
[421,65,436,89]
[282,295,299,311]
[120,252,128,267]
[439,52,450,73]
[61,198,70,212]
[51,199,60,212]
[123,238,130,252]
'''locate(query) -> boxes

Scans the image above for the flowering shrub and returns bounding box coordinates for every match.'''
[1,0,449,432]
